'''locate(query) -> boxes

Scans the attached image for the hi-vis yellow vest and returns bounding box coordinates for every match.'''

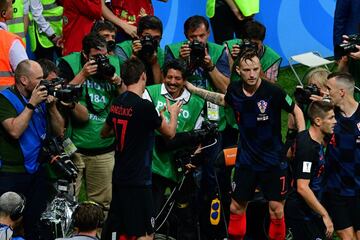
[206,0,259,18]
[6,0,26,44]
[28,0,63,51]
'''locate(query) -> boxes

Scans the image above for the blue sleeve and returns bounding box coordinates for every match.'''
[164,45,176,63]
[215,50,230,78]
[114,45,129,64]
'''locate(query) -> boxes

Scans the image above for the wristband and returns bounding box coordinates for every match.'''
[206,64,216,72]
[26,103,35,110]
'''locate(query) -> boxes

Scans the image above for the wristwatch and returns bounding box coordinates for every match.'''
[26,103,35,110]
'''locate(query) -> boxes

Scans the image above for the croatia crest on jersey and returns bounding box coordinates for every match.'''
[357,122,360,132]
[257,100,268,113]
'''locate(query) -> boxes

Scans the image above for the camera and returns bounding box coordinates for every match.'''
[174,121,218,172]
[40,78,83,103]
[189,40,206,68]
[91,54,116,79]
[139,35,158,58]
[41,137,79,181]
[339,34,360,56]
[239,39,258,53]
[294,84,320,105]
[107,40,116,53]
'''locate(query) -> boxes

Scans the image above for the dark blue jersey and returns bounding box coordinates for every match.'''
[106,91,162,187]
[224,80,294,170]
[326,105,360,197]
[286,130,326,220]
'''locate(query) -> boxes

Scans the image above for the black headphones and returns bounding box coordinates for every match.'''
[72,201,105,229]
[9,193,26,221]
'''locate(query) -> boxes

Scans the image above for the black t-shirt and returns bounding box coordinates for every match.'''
[106,91,162,187]
[224,80,294,170]
[286,130,326,220]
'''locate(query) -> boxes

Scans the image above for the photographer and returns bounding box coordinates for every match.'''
[115,15,164,86]
[285,101,335,240]
[165,15,230,238]
[56,202,104,240]
[91,20,117,56]
[225,20,281,83]
[0,60,64,240]
[288,67,330,132]
[142,59,206,238]
[57,33,123,215]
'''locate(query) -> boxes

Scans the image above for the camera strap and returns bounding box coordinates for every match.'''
[84,80,111,116]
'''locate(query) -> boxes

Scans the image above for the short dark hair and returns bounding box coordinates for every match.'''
[37,58,59,79]
[91,20,117,34]
[14,60,32,84]
[72,202,104,232]
[243,20,266,42]
[121,57,146,86]
[237,48,259,67]
[163,59,188,80]
[82,33,107,55]
[184,15,209,37]
[308,100,334,125]
[137,15,163,35]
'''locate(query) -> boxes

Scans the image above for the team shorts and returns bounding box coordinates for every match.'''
[231,166,288,203]
[105,185,155,237]
[286,216,326,240]
[323,192,360,231]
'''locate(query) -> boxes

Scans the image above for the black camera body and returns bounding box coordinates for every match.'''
[239,39,258,53]
[42,137,79,181]
[189,40,206,68]
[339,34,360,56]
[107,40,116,53]
[40,78,83,103]
[294,84,320,105]
[55,85,83,103]
[92,54,116,79]
[40,77,64,96]
[139,35,158,58]
[174,121,218,172]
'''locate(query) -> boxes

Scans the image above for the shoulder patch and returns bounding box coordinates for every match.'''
[302,161,312,173]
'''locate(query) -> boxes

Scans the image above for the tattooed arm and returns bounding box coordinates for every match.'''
[185,81,226,106]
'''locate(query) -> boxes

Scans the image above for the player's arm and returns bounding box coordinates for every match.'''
[101,122,114,138]
[297,179,334,238]
[157,100,182,139]
[292,104,305,132]
[185,81,226,106]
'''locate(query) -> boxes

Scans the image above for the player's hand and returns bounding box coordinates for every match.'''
[184,81,196,92]
[166,99,182,117]
[322,214,334,239]
[180,42,191,59]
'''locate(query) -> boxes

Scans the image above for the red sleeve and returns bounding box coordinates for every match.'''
[74,0,102,19]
